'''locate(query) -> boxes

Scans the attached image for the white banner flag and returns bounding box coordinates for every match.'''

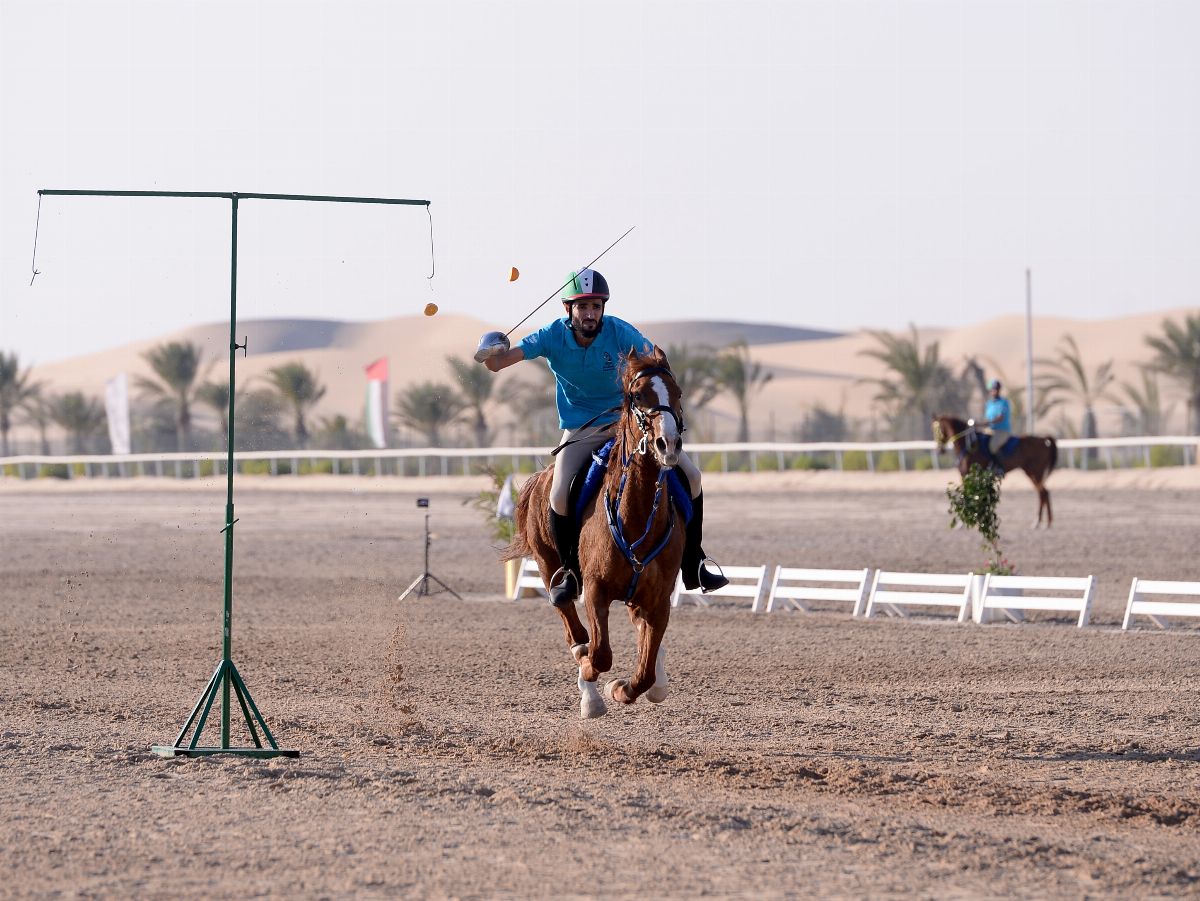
[105,373,131,455]
[364,358,389,449]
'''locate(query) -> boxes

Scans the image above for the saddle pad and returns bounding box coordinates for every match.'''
[575,439,692,524]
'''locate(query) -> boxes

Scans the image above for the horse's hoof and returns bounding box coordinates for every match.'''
[603,679,631,704]
[646,684,669,704]
[578,674,606,719]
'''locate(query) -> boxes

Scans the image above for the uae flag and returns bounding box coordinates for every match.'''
[364,358,389,448]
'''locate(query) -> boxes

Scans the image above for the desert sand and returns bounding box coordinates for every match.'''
[2,470,1200,898]
[14,305,1199,449]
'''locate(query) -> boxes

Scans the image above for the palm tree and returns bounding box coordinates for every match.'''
[19,389,53,454]
[1119,368,1173,436]
[664,343,720,413]
[497,362,558,445]
[858,326,967,439]
[136,341,210,452]
[312,414,370,451]
[714,341,773,443]
[264,362,327,448]
[1037,334,1117,443]
[394,381,465,447]
[1144,313,1200,434]
[446,355,493,447]
[0,352,42,456]
[195,379,234,448]
[48,391,107,454]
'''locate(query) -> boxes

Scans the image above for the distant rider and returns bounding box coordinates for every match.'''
[478,268,727,607]
[980,378,1012,460]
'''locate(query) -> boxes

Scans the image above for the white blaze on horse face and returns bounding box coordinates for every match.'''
[649,376,679,466]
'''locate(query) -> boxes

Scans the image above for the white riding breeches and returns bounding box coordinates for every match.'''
[550,425,704,515]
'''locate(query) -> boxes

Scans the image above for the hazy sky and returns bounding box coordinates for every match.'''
[2,0,1198,364]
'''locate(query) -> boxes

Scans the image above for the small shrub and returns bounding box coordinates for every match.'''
[198,460,215,477]
[913,454,935,471]
[842,451,869,471]
[1150,445,1185,467]
[754,453,780,472]
[789,454,830,471]
[39,464,70,479]
[876,451,900,472]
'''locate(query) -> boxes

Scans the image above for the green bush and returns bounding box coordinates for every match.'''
[913,454,935,471]
[39,464,70,479]
[198,460,216,477]
[1150,445,1185,467]
[754,453,780,472]
[700,453,725,473]
[842,450,869,471]
[298,459,334,475]
[876,451,900,472]
[789,453,831,471]
[3,464,19,478]
[241,460,273,475]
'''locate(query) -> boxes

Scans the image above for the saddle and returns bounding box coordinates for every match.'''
[570,439,692,526]
[981,434,1020,468]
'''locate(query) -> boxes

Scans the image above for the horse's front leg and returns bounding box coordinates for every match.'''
[582,591,613,681]
[606,602,669,705]
[553,592,606,719]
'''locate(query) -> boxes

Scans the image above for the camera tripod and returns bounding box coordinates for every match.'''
[398,512,462,601]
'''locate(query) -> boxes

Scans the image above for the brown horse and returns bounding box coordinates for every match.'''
[932,414,1058,527]
[503,347,685,718]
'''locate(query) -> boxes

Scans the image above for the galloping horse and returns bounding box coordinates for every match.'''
[932,414,1058,527]
[503,347,685,718]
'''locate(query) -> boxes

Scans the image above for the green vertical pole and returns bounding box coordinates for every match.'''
[222,195,239,749]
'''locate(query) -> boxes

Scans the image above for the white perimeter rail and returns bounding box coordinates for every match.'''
[766,567,872,615]
[865,571,974,622]
[1122,579,1200,630]
[672,565,770,612]
[2,436,1197,480]
[980,574,1096,628]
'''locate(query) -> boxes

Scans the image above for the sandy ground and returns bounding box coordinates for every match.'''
[2,471,1200,899]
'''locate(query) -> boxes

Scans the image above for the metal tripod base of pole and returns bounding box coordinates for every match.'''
[150,659,298,759]
[398,572,462,601]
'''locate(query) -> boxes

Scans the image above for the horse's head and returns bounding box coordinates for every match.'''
[623,346,684,469]
[932,414,972,453]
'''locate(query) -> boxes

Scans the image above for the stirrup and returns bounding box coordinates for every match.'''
[548,567,580,608]
[696,558,728,594]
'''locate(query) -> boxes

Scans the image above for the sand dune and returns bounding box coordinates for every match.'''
[13,307,1198,445]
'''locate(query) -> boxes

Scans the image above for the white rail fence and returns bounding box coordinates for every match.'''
[1,436,1197,480]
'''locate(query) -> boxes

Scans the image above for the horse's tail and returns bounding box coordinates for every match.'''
[1045,436,1058,477]
[498,470,538,562]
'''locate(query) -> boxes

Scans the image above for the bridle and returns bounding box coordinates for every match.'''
[604,363,686,604]
[625,366,685,456]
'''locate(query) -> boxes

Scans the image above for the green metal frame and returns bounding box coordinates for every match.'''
[38,189,430,759]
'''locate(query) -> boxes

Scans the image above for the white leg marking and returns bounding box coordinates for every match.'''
[646,644,669,703]
[579,672,606,719]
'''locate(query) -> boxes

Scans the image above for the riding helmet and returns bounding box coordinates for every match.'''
[562,268,610,303]
[987,378,1001,390]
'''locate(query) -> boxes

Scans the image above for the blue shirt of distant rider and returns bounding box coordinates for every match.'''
[984,396,1011,434]
[518,316,651,430]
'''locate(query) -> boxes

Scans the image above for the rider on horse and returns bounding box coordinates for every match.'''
[479,268,728,607]
[980,378,1013,460]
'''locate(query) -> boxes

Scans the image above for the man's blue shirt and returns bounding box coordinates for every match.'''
[985,397,1012,432]
[518,315,652,429]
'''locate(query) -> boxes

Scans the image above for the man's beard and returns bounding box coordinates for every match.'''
[573,317,601,337]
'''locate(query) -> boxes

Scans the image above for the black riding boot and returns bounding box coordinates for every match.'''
[548,509,581,607]
[681,492,728,592]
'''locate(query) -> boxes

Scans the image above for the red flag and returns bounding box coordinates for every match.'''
[365,358,388,381]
